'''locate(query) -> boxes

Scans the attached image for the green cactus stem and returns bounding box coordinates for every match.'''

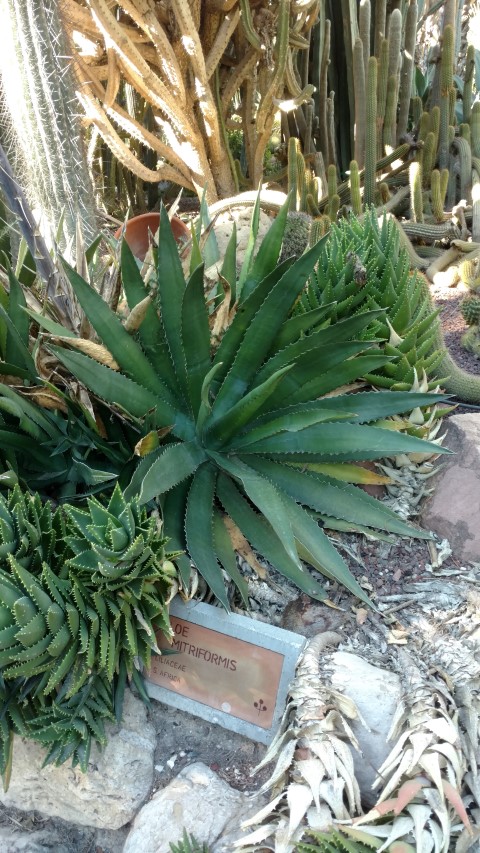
[431,169,447,222]
[438,25,454,169]
[364,56,377,206]
[397,1,418,142]
[376,37,390,159]
[471,102,480,159]
[452,136,472,203]
[383,74,398,153]
[422,132,436,187]
[349,160,362,215]
[359,0,371,83]
[463,44,475,124]
[353,38,366,169]
[373,0,387,57]
[409,161,423,223]
[461,296,480,326]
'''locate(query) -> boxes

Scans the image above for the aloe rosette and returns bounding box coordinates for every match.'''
[47,202,450,608]
[0,485,176,783]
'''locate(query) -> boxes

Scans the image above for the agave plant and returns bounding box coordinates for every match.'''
[42,202,452,608]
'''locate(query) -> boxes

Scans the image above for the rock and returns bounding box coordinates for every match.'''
[329,651,402,803]
[420,413,480,563]
[0,828,70,853]
[0,690,155,829]
[280,594,351,637]
[123,762,257,853]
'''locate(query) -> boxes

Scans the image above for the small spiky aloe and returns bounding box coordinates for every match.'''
[0,485,177,785]
[297,211,444,391]
[41,203,451,610]
[65,484,177,673]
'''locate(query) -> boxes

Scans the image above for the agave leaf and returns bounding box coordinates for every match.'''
[120,241,181,400]
[0,305,36,380]
[212,238,328,417]
[137,441,206,506]
[156,206,189,403]
[237,421,449,464]
[212,511,249,607]
[296,758,326,811]
[185,464,229,610]
[213,259,295,390]
[216,473,327,599]
[61,259,171,400]
[24,308,77,338]
[210,453,300,570]
[294,462,391,485]
[253,341,373,396]
[273,304,334,350]
[247,194,290,287]
[207,364,294,447]
[230,409,353,451]
[237,187,261,298]
[279,492,372,604]
[161,479,192,586]
[5,266,29,351]
[181,263,210,416]
[281,354,393,404]
[219,221,237,301]
[244,457,431,540]
[268,392,450,425]
[50,346,178,426]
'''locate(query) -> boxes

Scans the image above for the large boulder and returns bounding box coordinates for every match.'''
[123,762,257,853]
[0,690,155,829]
[420,413,480,563]
[329,651,403,803]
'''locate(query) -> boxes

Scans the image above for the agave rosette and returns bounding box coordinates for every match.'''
[44,201,451,608]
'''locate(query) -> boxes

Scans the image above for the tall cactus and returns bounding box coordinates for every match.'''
[0,0,97,254]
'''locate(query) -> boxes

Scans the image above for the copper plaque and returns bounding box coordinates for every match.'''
[145,599,306,743]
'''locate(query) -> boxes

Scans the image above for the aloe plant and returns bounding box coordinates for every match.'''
[44,204,450,608]
[297,210,444,391]
[0,484,176,785]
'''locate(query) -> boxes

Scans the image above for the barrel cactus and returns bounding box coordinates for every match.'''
[460,295,480,326]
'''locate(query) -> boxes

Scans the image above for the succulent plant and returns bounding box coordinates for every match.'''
[65,484,176,673]
[43,205,451,610]
[296,210,444,392]
[170,830,210,853]
[460,295,480,327]
[0,484,178,786]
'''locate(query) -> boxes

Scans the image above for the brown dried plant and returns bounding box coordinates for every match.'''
[61,0,318,203]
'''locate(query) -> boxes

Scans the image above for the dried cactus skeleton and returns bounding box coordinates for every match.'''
[234,630,480,853]
[61,0,317,203]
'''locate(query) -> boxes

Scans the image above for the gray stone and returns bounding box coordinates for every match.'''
[0,828,70,853]
[420,413,480,563]
[329,651,402,803]
[0,690,155,829]
[123,762,255,853]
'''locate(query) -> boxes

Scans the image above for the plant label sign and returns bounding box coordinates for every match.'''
[145,598,306,744]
